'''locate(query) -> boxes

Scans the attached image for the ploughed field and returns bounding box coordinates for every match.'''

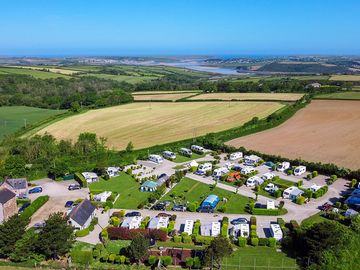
[37,101,283,149]
[189,92,304,101]
[226,100,360,170]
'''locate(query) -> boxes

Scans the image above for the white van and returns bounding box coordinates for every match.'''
[277,162,290,172]
[246,176,263,187]
[241,166,255,175]
[179,148,192,157]
[162,150,176,160]
[149,154,164,164]
[197,163,212,175]
[294,166,306,176]
[191,145,205,154]
[229,152,243,161]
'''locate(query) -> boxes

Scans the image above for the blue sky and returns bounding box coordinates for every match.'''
[1,0,359,56]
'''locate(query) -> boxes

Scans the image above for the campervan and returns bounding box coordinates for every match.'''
[191,145,205,154]
[294,166,306,176]
[162,151,176,160]
[179,148,192,157]
[149,154,164,164]
[246,176,263,187]
[277,162,290,172]
[212,167,229,179]
[197,163,212,175]
[229,152,243,161]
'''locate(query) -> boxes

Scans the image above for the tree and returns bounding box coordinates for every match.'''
[10,229,43,262]
[70,101,81,112]
[186,257,194,269]
[126,141,134,152]
[0,215,29,257]
[203,236,233,269]
[36,212,74,259]
[128,233,149,263]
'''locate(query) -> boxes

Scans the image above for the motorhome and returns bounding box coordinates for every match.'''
[277,162,290,172]
[246,176,263,187]
[191,145,205,154]
[212,167,229,179]
[262,172,275,180]
[241,166,255,175]
[179,148,192,157]
[229,152,243,161]
[162,150,176,160]
[294,166,306,176]
[244,155,261,166]
[283,186,304,200]
[197,163,212,175]
[149,154,164,164]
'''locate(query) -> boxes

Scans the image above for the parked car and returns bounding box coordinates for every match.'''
[68,184,81,190]
[320,202,332,211]
[197,206,214,213]
[18,202,31,213]
[157,212,172,217]
[65,201,74,208]
[230,217,248,225]
[29,186,43,194]
[172,204,186,212]
[125,211,141,217]
[152,203,166,211]
[33,221,46,229]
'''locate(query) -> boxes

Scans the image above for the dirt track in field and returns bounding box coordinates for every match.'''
[226,100,360,170]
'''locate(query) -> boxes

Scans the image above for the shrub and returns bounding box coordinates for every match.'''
[306,174,313,180]
[173,235,182,243]
[297,180,303,187]
[21,195,49,220]
[71,250,93,265]
[251,237,259,246]
[91,217,98,226]
[111,216,121,227]
[290,220,300,231]
[250,230,257,238]
[89,224,95,232]
[161,256,172,266]
[274,189,282,198]
[221,223,228,237]
[250,216,257,226]
[101,228,109,241]
[238,237,247,247]
[186,257,194,268]
[193,257,201,269]
[92,249,100,259]
[252,208,286,215]
[287,169,293,175]
[75,172,87,187]
[258,238,269,246]
[268,237,276,247]
[183,235,192,244]
[194,235,214,245]
[75,228,90,237]
[351,179,358,188]
[108,253,116,263]
[193,220,201,236]
[296,196,305,205]
[168,221,175,234]
[250,224,256,230]
[312,171,318,178]
[148,255,158,266]
[187,202,197,212]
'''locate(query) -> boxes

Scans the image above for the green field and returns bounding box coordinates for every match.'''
[223,247,298,270]
[315,91,360,100]
[162,177,248,214]
[89,172,150,209]
[80,73,159,83]
[0,106,66,139]
[0,66,70,79]
[173,152,206,163]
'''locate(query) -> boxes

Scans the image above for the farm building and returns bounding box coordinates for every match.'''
[82,172,99,183]
[270,224,283,241]
[68,199,96,230]
[244,155,261,166]
[283,186,304,201]
[140,180,158,192]
[231,223,250,238]
[148,216,169,229]
[183,220,194,235]
[1,178,28,198]
[0,187,17,224]
[121,216,143,229]
[93,191,112,202]
[200,194,220,209]
[106,167,121,178]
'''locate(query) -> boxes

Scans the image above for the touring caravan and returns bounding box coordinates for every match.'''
[229,152,243,161]
[277,162,290,172]
[197,163,212,175]
[149,154,164,164]
[162,150,176,160]
[179,148,192,157]
[191,145,205,154]
[294,166,306,176]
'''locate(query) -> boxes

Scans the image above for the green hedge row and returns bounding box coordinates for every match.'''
[20,195,49,220]
[75,228,90,237]
[74,172,87,187]
[252,208,288,216]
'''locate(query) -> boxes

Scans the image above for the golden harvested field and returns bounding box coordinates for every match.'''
[37,102,284,150]
[330,75,360,81]
[226,100,360,170]
[189,93,304,101]
[10,66,79,75]
[133,93,196,101]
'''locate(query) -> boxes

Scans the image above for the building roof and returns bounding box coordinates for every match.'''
[82,172,98,178]
[69,199,96,227]
[5,178,27,190]
[0,187,16,204]
[141,180,158,189]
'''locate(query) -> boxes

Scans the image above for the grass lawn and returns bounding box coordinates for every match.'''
[315,91,360,100]
[273,178,295,188]
[105,240,131,254]
[224,247,298,270]
[0,106,66,139]
[173,152,206,163]
[162,177,248,214]
[38,101,284,150]
[155,241,205,250]
[89,172,150,209]
[301,212,327,227]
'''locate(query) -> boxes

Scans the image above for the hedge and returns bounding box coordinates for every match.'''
[268,237,276,247]
[183,235,192,244]
[75,172,87,187]
[173,235,182,243]
[238,237,247,247]
[167,221,175,234]
[194,235,214,245]
[161,256,172,267]
[193,220,201,236]
[75,228,90,237]
[148,255,158,266]
[312,186,329,198]
[258,238,269,246]
[71,249,93,264]
[252,208,287,216]
[107,227,167,241]
[251,237,259,246]
[250,216,257,226]
[20,195,49,220]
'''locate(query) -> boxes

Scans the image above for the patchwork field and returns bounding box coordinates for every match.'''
[226,100,360,170]
[133,93,196,101]
[0,106,65,139]
[0,67,70,79]
[315,91,360,100]
[132,90,201,95]
[37,101,284,149]
[10,66,80,75]
[189,93,304,101]
[330,75,360,81]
